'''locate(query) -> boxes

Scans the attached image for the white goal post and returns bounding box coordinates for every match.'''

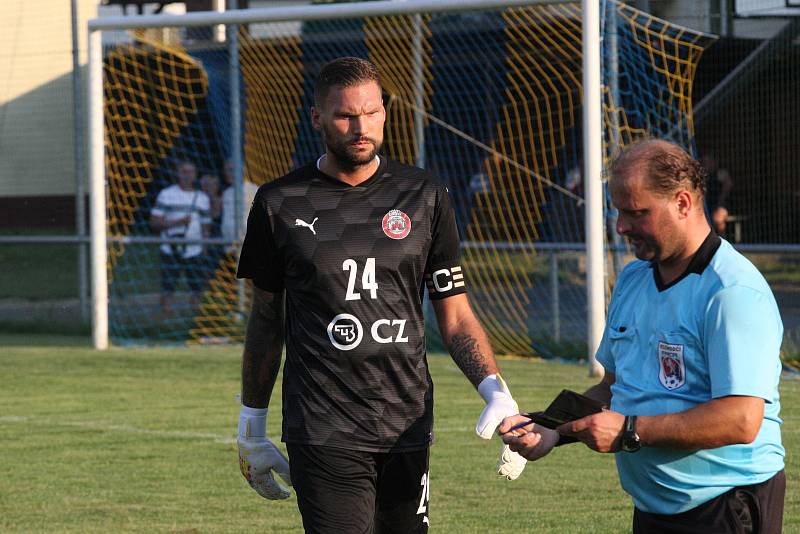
[86,0,605,375]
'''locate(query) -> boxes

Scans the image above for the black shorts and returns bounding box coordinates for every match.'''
[286,443,430,534]
[633,470,785,534]
[159,252,205,292]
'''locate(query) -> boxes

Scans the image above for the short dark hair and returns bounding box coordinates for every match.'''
[313,56,382,106]
[611,138,706,197]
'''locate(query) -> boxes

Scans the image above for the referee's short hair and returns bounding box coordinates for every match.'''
[314,57,382,107]
[611,138,707,198]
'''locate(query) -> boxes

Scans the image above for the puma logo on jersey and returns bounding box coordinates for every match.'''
[295,217,318,235]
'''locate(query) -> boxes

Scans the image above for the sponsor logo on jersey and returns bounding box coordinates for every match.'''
[425,265,465,294]
[658,341,685,390]
[294,217,319,235]
[382,209,411,240]
[327,313,363,351]
[327,314,410,350]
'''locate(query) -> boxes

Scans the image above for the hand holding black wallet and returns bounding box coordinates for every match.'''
[521,390,608,446]
[525,389,608,429]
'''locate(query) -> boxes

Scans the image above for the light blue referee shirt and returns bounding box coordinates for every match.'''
[596,234,784,515]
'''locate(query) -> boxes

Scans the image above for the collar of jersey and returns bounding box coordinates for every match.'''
[651,230,722,292]
[312,155,389,189]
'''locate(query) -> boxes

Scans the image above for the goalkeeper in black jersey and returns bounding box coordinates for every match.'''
[235,57,542,533]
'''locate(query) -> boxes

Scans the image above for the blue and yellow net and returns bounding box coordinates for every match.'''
[101,1,715,353]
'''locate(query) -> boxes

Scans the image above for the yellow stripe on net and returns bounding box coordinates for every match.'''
[190,27,305,343]
[104,32,207,281]
[457,3,583,356]
[238,27,305,185]
[364,14,433,166]
[103,2,715,350]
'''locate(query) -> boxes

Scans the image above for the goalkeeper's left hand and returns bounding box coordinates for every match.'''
[500,415,560,461]
[475,374,527,480]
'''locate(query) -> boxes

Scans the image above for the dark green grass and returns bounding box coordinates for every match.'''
[0,240,80,300]
[0,338,798,533]
[0,236,163,301]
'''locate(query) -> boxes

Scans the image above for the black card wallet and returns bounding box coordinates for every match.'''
[524,389,608,430]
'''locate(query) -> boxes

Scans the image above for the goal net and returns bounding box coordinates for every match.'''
[92,0,714,354]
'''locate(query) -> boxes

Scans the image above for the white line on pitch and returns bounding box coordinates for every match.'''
[0,415,236,444]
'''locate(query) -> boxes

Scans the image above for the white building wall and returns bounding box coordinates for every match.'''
[0,0,188,198]
[0,0,98,197]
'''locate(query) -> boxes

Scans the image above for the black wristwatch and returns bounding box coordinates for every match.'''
[621,415,641,453]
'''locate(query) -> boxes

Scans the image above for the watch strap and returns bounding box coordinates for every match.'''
[622,415,641,452]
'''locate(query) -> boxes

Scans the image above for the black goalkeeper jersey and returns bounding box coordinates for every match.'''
[237,156,466,452]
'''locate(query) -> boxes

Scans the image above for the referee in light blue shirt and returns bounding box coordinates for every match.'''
[500,138,785,533]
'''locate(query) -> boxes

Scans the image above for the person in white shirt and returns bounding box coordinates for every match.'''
[149,160,212,315]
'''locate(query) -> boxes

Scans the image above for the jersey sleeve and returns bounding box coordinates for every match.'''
[704,285,783,402]
[594,272,628,373]
[236,189,284,292]
[594,327,615,374]
[424,185,466,300]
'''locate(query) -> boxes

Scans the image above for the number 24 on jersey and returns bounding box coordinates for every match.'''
[343,258,378,301]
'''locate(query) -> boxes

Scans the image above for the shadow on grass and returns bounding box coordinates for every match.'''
[0,321,91,347]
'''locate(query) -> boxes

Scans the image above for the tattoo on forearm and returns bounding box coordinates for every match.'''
[241,288,285,408]
[449,333,490,388]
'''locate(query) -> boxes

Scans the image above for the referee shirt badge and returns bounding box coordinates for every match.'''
[382,209,411,240]
[658,341,686,390]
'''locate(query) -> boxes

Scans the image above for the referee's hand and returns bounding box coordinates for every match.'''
[557,410,625,453]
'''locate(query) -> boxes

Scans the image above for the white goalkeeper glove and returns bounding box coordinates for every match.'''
[476,374,527,481]
[237,405,292,500]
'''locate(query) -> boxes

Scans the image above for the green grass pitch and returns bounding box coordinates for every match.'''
[1,334,798,533]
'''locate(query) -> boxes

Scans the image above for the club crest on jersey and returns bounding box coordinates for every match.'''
[382,209,411,240]
[658,341,685,390]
